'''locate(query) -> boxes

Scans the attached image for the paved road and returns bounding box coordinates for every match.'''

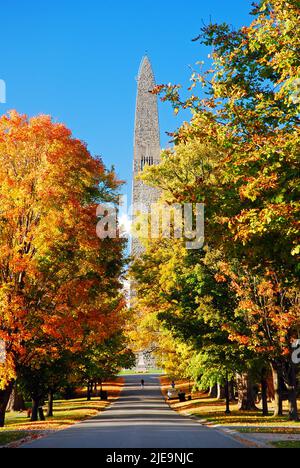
[22,375,246,448]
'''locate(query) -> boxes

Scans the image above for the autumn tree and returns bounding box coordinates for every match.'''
[130,237,253,408]
[0,111,126,426]
[131,0,299,419]
[77,332,135,401]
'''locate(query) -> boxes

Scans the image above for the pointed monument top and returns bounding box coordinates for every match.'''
[134,55,159,151]
[138,55,154,81]
[141,54,150,64]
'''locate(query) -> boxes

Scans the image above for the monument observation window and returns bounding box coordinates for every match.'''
[141,156,154,171]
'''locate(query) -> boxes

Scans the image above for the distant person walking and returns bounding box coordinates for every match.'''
[171,381,176,389]
[141,379,145,389]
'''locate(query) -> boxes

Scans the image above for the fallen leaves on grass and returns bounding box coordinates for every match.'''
[160,377,300,429]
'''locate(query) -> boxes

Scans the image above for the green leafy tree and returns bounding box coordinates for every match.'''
[142,0,300,420]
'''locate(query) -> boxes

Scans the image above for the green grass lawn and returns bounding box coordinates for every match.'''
[237,427,300,434]
[272,441,300,449]
[0,431,29,446]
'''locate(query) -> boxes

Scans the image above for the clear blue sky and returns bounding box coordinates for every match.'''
[0,0,253,200]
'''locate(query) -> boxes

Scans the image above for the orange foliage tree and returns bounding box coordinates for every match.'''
[0,111,125,426]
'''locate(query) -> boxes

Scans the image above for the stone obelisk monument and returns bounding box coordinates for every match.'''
[130,57,161,371]
[131,56,161,257]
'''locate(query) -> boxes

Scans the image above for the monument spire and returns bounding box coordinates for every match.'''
[131,57,161,257]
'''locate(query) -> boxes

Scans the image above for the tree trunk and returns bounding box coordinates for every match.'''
[0,381,14,427]
[261,370,269,417]
[87,383,92,401]
[31,398,40,422]
[38,406,45,421]
[288,388,299,422]
[237,373,258,411]
[47,390,54,418]
[225,375,231,415]
[217,383,226,400]
[229,379,236,401]
[272,365,283,417]
[284,363,299,422]
[7,384,26,412]
[6,387,16,412]
[209,384,218,398]
[13,389,26,412]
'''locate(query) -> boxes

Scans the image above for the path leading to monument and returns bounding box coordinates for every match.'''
[22,375,246,448]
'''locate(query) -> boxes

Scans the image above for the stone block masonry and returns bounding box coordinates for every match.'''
[131,56,161,257]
